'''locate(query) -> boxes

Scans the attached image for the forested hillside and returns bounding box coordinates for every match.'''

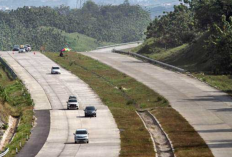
[0,1,150,51]
[137,0,232,73]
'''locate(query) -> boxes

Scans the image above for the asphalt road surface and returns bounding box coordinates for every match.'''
[80,43,232,157]
[0,51,120,157]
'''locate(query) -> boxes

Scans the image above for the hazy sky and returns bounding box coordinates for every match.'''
[0,0,180,9]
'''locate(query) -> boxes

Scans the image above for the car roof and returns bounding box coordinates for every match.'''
[86,106,95,108]
[76,129,87,131]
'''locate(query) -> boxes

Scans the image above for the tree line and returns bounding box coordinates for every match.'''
[145,0,232,73]
[0,1,150,51]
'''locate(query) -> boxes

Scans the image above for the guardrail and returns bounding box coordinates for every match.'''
[0,57,17,80]
[0,148,9,157]
[96,41,143,50]
[112,50,186,73]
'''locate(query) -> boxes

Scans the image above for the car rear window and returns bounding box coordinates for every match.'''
[86,106,95,110]
[69,99,77,102]
[52,67,60,69]
[76,130,87,134]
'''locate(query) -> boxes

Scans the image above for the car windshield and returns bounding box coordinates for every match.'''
[76,130,87,134]
[14,45,19,48]
[69,96,76,99]
[86,106,95,110]
[69,99,77,102]
[52,67,59,69]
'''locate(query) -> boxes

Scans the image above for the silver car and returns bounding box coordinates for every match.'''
[19,47,26,53]
[74,129,89,143]
[51,67,61,74]
[67,98,79,110]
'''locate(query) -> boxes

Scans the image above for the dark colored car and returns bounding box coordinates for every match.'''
[84,106,97,117]
[13,45,19,51]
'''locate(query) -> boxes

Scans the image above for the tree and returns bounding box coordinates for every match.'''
[207,15,232,73]
[123,0,130,5]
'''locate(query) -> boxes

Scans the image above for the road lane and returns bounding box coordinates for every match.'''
[0,51,120,157]
[80,44,232,157]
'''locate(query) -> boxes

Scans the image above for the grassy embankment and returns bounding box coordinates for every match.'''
[0,63,33,157]
[45,52,213,157]
[133,33,232,98]
[40,26,114,52]
[133,33,211,72]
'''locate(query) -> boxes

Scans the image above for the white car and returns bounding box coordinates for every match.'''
[19,47,26,53]
[25,44,31,52]
[74,129,89,143]
[67,98,79,110]
[51,67,61,74]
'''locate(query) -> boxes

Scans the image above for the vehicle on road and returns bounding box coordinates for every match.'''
[69,95,77,100]
[74,129,89,143]
[84,106,97,117]
[51,67,61,74]
[13,45,20,51]
[19,46,26,53]
[67,97,79,110]
[24,44,31,52]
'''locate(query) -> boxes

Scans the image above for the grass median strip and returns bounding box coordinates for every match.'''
[45,52,213,157]
[0,63,33,157]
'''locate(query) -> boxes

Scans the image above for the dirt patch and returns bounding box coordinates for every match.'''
[138,110,174,157]
[0,118,3,142]
[0,116,19,151]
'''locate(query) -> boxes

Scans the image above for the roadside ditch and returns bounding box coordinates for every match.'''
[137,110,174,157]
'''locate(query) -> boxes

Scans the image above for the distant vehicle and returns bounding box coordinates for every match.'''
[84,106,97,117]
[74,129,89,144]
[67,97,79,110]
[51,67,61,74]
[69,96,77,100]
[19,47,26,53]
[24,44,31,52]
[13,45,19,51]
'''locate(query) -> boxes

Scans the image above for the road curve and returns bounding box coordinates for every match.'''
[80,44,232,157]
[0,51,120,157]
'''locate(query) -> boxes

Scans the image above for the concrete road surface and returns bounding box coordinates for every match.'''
[79,43,232,157]
[0,51,120,157]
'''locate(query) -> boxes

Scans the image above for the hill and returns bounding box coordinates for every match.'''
[40,27,113,51]
[0,1,150,51]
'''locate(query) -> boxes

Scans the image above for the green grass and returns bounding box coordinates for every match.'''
[144,44,188,61]
[0,63,33,157]
[193,73,232,95]
[45,52,213,157]
[40,26,114,52]
[151,108,213,157]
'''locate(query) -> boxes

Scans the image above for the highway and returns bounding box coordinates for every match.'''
[80,43,232,157]
[0,51,120,157]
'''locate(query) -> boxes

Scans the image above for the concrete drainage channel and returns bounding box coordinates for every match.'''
[137,110,175,157]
